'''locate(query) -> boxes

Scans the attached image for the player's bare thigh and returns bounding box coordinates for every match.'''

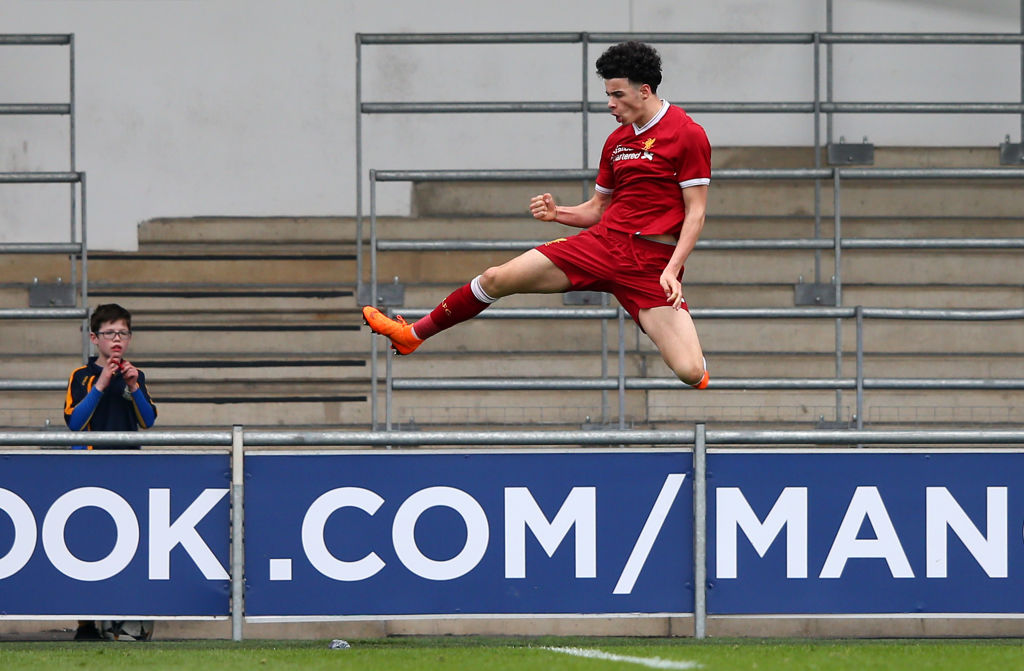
[638,305,705,385]
[479,249,572,298]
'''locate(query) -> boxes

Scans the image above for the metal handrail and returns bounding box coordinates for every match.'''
[0,308,88,320]
[389,377,1024,391]
[0,104,71,115]
[371,167,1024,182]
[1,427,1022,447]
[0,34,71,45]
[0,171,82,183]
[377,237,1024,252]
[0,243,85,254]
[387,309,1019,321]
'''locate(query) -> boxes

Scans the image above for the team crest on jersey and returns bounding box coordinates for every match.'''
[642,138,656,151]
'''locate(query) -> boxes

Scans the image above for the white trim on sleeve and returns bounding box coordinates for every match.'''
[595,183,614,195]
[679,177,711,188]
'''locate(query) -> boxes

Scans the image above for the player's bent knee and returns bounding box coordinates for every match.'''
[478,266,503,297]
[672,360,706,387]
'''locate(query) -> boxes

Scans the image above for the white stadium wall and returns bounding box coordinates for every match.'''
[1,0,1020,249]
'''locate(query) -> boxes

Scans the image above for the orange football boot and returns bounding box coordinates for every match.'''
[362,306,424,355]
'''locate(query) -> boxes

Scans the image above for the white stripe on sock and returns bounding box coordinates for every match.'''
[470,275,498,303]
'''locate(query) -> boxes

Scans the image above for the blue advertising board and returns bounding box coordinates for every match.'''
[244,450,693,617]
[0,452,230,617]
[707,450,1024,614]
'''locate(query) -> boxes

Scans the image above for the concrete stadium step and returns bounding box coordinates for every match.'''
[385,350,1024,381]
[409,148,1024,219]
[127,306,361,325]
[130,326,365,354]
[2,352,367,382]
[703,215,1024,239]
[375,247,1016,286]
[361,314,1022,355]
[0,320,366,354]
[372,214,1024,242]
[383,388,647,430]
[88,283,356,311]
[3,392,370,430]
[398,280,1022,310]
[372,351,638,379]
[137,217,359,244]
[148,392,368,428]
[85,252,355,284]
[658,318,1023,355]
[645,388,1024,429]
[380,382,1022,432]
[413,180,1023,222]
[0,255,79,284]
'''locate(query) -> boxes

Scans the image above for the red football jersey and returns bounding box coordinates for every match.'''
[595,102,711,237]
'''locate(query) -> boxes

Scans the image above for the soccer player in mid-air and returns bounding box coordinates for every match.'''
[363,40,711,389]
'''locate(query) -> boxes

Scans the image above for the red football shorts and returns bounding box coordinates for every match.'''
[534,225,687,325]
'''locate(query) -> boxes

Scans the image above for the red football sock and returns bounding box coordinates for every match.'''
[412,282,492,340]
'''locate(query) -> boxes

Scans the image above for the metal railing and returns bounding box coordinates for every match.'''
[0,35,89,361]
[373,305,1024,431]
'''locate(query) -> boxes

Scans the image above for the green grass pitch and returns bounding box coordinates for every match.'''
[1,636,1022,670]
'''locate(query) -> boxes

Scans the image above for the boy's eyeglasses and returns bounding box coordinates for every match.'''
[95,330,132,341]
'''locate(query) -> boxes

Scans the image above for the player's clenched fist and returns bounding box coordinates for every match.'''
[529,193,558,222]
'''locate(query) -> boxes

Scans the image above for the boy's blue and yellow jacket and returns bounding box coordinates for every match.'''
[63,356,157,449]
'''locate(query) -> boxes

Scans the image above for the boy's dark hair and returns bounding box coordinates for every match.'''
[90,303,132,333]
[595,41,663,93]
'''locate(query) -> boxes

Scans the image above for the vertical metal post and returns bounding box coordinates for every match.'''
[693,423,707,640]
[79,173,89,362]
[601,293,610,425]
[855,306,864,430]
[617,307,626,430]
[355,34,364,298]
[833,170,843,422]
[833,170,842,305]
[826,0,834,147]
[581,33,589,178]
[369,170,378,429]
[231,425,244,642]
[812,32,822,283]
[385,343,393,433]
[69,35,79,314]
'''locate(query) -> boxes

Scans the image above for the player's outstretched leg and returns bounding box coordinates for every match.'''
[362,275,499,355]
[639,306,709,389]
[362,307,424,355]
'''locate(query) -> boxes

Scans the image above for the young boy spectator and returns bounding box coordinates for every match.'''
[63,303,157,640]
[63,303,157,447]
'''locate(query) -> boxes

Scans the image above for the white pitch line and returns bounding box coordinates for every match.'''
[543,646,701,669]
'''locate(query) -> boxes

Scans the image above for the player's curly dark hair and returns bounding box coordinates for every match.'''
[595,41,663,93]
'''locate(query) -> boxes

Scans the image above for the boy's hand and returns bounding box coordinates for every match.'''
[119,360,140,392]
[95,357,122,392]
[529,193,558,222]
